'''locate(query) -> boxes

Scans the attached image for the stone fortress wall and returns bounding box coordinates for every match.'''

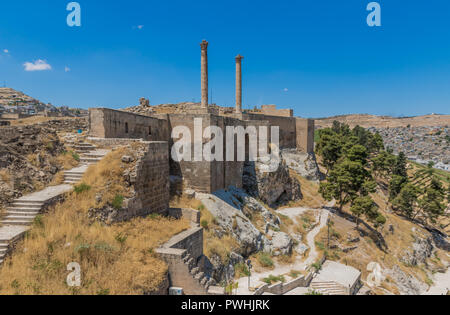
[89,107,314,194]
[88,40,315,194]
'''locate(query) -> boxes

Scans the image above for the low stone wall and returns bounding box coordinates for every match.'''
[253,272,314,296]
[163,227,203,260]
[168,208,201,225]
[156,227,208,295]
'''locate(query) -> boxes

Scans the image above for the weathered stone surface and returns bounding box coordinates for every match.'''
[0,124,71,208]
[243,159,302,207]
[385,265,428,295]
[267,231,294,256]
[88,141,169,224]
[401,236,434,266]
[281,149,321,181]
[196,189,270,256]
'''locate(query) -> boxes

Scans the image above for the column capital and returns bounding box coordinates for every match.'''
[235,54,244,61]
[200,40,209,50]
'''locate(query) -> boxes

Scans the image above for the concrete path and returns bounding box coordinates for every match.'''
[235,207,329,295]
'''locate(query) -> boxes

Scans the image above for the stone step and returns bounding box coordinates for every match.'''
[6,211,40,217]
[7,206,42,212]
[64,180,79,184]
[190,267,200,275]
[0,248,7,255]
[64,173,83,177]
[12,201,44,206]
[80,157,102,163]
[64,176,82,181]
[4,215,35,221]
[83,153,106,158]
[1,219,33,226]
[0,240,8,246]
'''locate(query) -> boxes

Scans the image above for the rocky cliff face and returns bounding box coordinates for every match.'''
[281,149,321,181]
[243,160,302,208]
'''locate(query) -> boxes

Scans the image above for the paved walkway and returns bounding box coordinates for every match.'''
[235,206,329,295]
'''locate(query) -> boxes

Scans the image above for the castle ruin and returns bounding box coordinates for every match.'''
[88,40,315,194]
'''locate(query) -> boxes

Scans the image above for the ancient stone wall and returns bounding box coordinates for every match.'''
[88,141,170,223]
[88,107,315,193]
[89,108,169,141]
[156,227,210,295]
[126,141,170,217]
[245,113,297,149]
[259,105,293,118]
[296,118,315,153]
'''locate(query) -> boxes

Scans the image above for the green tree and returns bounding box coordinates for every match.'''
[389,175,408,201]
[392,183,420,218]
[419,179,446,224]
[316,128,343,173]
[319,159,373,212]
[350,196,379,228]
[393,152,408,178]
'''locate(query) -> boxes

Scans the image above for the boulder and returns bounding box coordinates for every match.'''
[267,232,294,256]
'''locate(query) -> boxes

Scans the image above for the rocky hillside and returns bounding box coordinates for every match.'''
[315,114,450,129]
[0,119,86,209]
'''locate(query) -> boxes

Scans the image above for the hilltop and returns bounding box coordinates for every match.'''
[315,114,450,129]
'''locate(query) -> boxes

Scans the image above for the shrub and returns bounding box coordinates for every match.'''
[257,252,274,268]
[234,263,250,278]
[311,261,322,271]
[201,219,209,230]
[111,194,124,210]
[74,183,91,194]
[114,233,128,245]
[33,215,44,229]
[262,275,285,285]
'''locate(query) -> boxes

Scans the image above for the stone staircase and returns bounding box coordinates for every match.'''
[182,252,216,292]
[2,200,44,226]
[0,142,111,267]
[64,165,89,185]
[310,280,348,295]
[63,142,110,184]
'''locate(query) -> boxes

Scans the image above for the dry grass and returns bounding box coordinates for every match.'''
[0,169,11,183]
[9,116,80,127]
[56,151,80,171]
[0,147,190,295]
[280,173,326,209]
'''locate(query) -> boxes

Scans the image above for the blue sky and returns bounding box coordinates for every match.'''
[0,0,449,118]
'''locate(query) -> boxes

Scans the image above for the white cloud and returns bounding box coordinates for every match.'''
[23,59,52,71]
[65,66,71,72]
[137,25,144,29]
[283,88,289,92]
[3,49,9,54]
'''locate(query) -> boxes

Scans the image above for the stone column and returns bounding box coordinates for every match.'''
[235,54,244,113]
[200,40,209,109]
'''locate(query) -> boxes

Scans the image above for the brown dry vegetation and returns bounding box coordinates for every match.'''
[0,147,189,295]
[280,173,326,209]
[9,116,80,127]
